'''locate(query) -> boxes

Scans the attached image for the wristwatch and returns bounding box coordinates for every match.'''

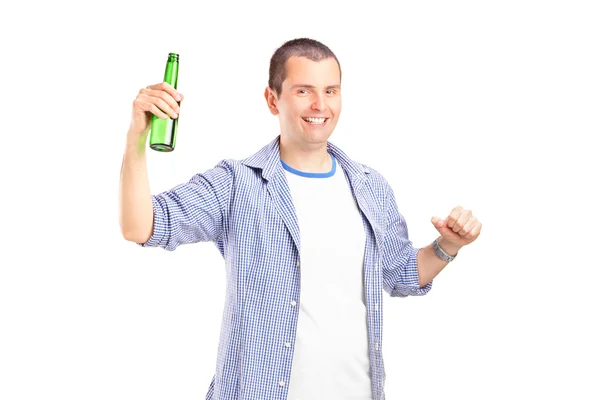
[433,237,456,262]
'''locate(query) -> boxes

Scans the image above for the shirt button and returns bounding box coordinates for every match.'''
[375,342,380,350]
[285,342,291,348]
[296,260,300,267]
[291,300,297,307]
[374,303,379,311]
[279,380,286,387]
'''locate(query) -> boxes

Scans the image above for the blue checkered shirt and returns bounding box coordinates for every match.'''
[139,135,432,399]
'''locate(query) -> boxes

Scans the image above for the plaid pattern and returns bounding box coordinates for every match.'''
[139,135,432,399]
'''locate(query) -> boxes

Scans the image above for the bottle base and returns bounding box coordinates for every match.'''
[150,143,174,152]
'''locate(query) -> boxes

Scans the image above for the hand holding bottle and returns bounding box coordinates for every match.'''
[120,57,182,244]
[120,81,182,244]
[128,82,183,138]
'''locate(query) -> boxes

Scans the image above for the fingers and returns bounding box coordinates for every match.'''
[447,206,481,238]
[466,221,482,240]
[141,92,178,119]
[146,81,183,102]
[128,82,185,136]
[446,206,464,230]
[134,82,183,120]
[459,216,477,236]
[133,97,170,120]
[139,89,180,118]
[452,209,472,233]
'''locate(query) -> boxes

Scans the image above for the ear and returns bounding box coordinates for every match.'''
[264,87,279,116]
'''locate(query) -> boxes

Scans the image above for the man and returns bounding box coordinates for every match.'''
[119,38,482,400]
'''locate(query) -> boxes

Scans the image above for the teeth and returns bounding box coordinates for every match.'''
[303,117,326,124]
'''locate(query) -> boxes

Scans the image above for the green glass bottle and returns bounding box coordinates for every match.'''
[149,53,180,152]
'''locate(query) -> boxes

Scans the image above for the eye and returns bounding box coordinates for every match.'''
[326,89,336,95]
[297,89,308,94]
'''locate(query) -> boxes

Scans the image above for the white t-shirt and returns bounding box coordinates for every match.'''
[283,153,373,400]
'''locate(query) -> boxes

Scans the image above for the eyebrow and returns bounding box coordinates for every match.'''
[290,84,341,90]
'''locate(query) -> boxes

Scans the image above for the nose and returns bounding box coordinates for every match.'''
[311,93,326,111]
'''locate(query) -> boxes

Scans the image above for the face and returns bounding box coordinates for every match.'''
[265,56,342,147]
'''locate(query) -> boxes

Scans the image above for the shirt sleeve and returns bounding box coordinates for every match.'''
[137,160,233,251]
[381,184,432,297]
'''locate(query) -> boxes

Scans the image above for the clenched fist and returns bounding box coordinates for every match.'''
[431,206,482,249]
[128,81,184,137]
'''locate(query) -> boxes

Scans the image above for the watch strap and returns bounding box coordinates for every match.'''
[433,237,456,262]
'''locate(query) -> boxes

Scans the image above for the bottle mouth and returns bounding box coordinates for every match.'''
[168,53,179,62]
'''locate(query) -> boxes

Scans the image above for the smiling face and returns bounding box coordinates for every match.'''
[265,56,342,149]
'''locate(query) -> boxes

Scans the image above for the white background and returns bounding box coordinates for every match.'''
[1,0,599,399]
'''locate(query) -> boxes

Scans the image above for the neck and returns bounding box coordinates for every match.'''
[279,134,331,173]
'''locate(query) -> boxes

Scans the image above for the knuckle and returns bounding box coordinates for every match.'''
[158,90,169,101]
[156,104,166,114]
[153,105,164,116]
[159,98,169,109]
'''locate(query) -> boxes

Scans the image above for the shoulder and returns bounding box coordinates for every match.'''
[355,161,393,193]
[204,158,263,187]
[328,140,391,192]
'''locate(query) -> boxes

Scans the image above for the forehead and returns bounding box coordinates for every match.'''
[283,56,341,87]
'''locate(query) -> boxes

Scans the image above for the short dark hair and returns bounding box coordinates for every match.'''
[268,38,341,98]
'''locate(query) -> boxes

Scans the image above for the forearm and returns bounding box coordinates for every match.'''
[119,131,154,243]
[416,237,461,287]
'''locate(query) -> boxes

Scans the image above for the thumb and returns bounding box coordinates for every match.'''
[431,216,445,229]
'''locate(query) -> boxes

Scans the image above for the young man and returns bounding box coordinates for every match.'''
[119,38,482,400]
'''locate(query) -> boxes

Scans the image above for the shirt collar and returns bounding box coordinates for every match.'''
[240,135,371,184]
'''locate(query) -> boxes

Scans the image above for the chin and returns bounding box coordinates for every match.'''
[304,131,333,144]
[282,124,335,146]
[304,126,335,140]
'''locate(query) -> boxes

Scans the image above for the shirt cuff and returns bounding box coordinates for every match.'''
[137,196,167,248]
[410,247,432,295]
[389,246,432,297]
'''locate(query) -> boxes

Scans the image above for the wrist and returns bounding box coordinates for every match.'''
[437,237,461,256]
[125,131,149,156]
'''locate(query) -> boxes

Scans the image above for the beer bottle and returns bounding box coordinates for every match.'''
[149,53,180,152]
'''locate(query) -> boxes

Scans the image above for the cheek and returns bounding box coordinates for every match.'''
[288,106,304,120]
[333,98,342,112]
[283,109,299,121]
[278,101,299,118]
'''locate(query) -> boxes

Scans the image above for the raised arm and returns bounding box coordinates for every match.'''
[119,82,182,243]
